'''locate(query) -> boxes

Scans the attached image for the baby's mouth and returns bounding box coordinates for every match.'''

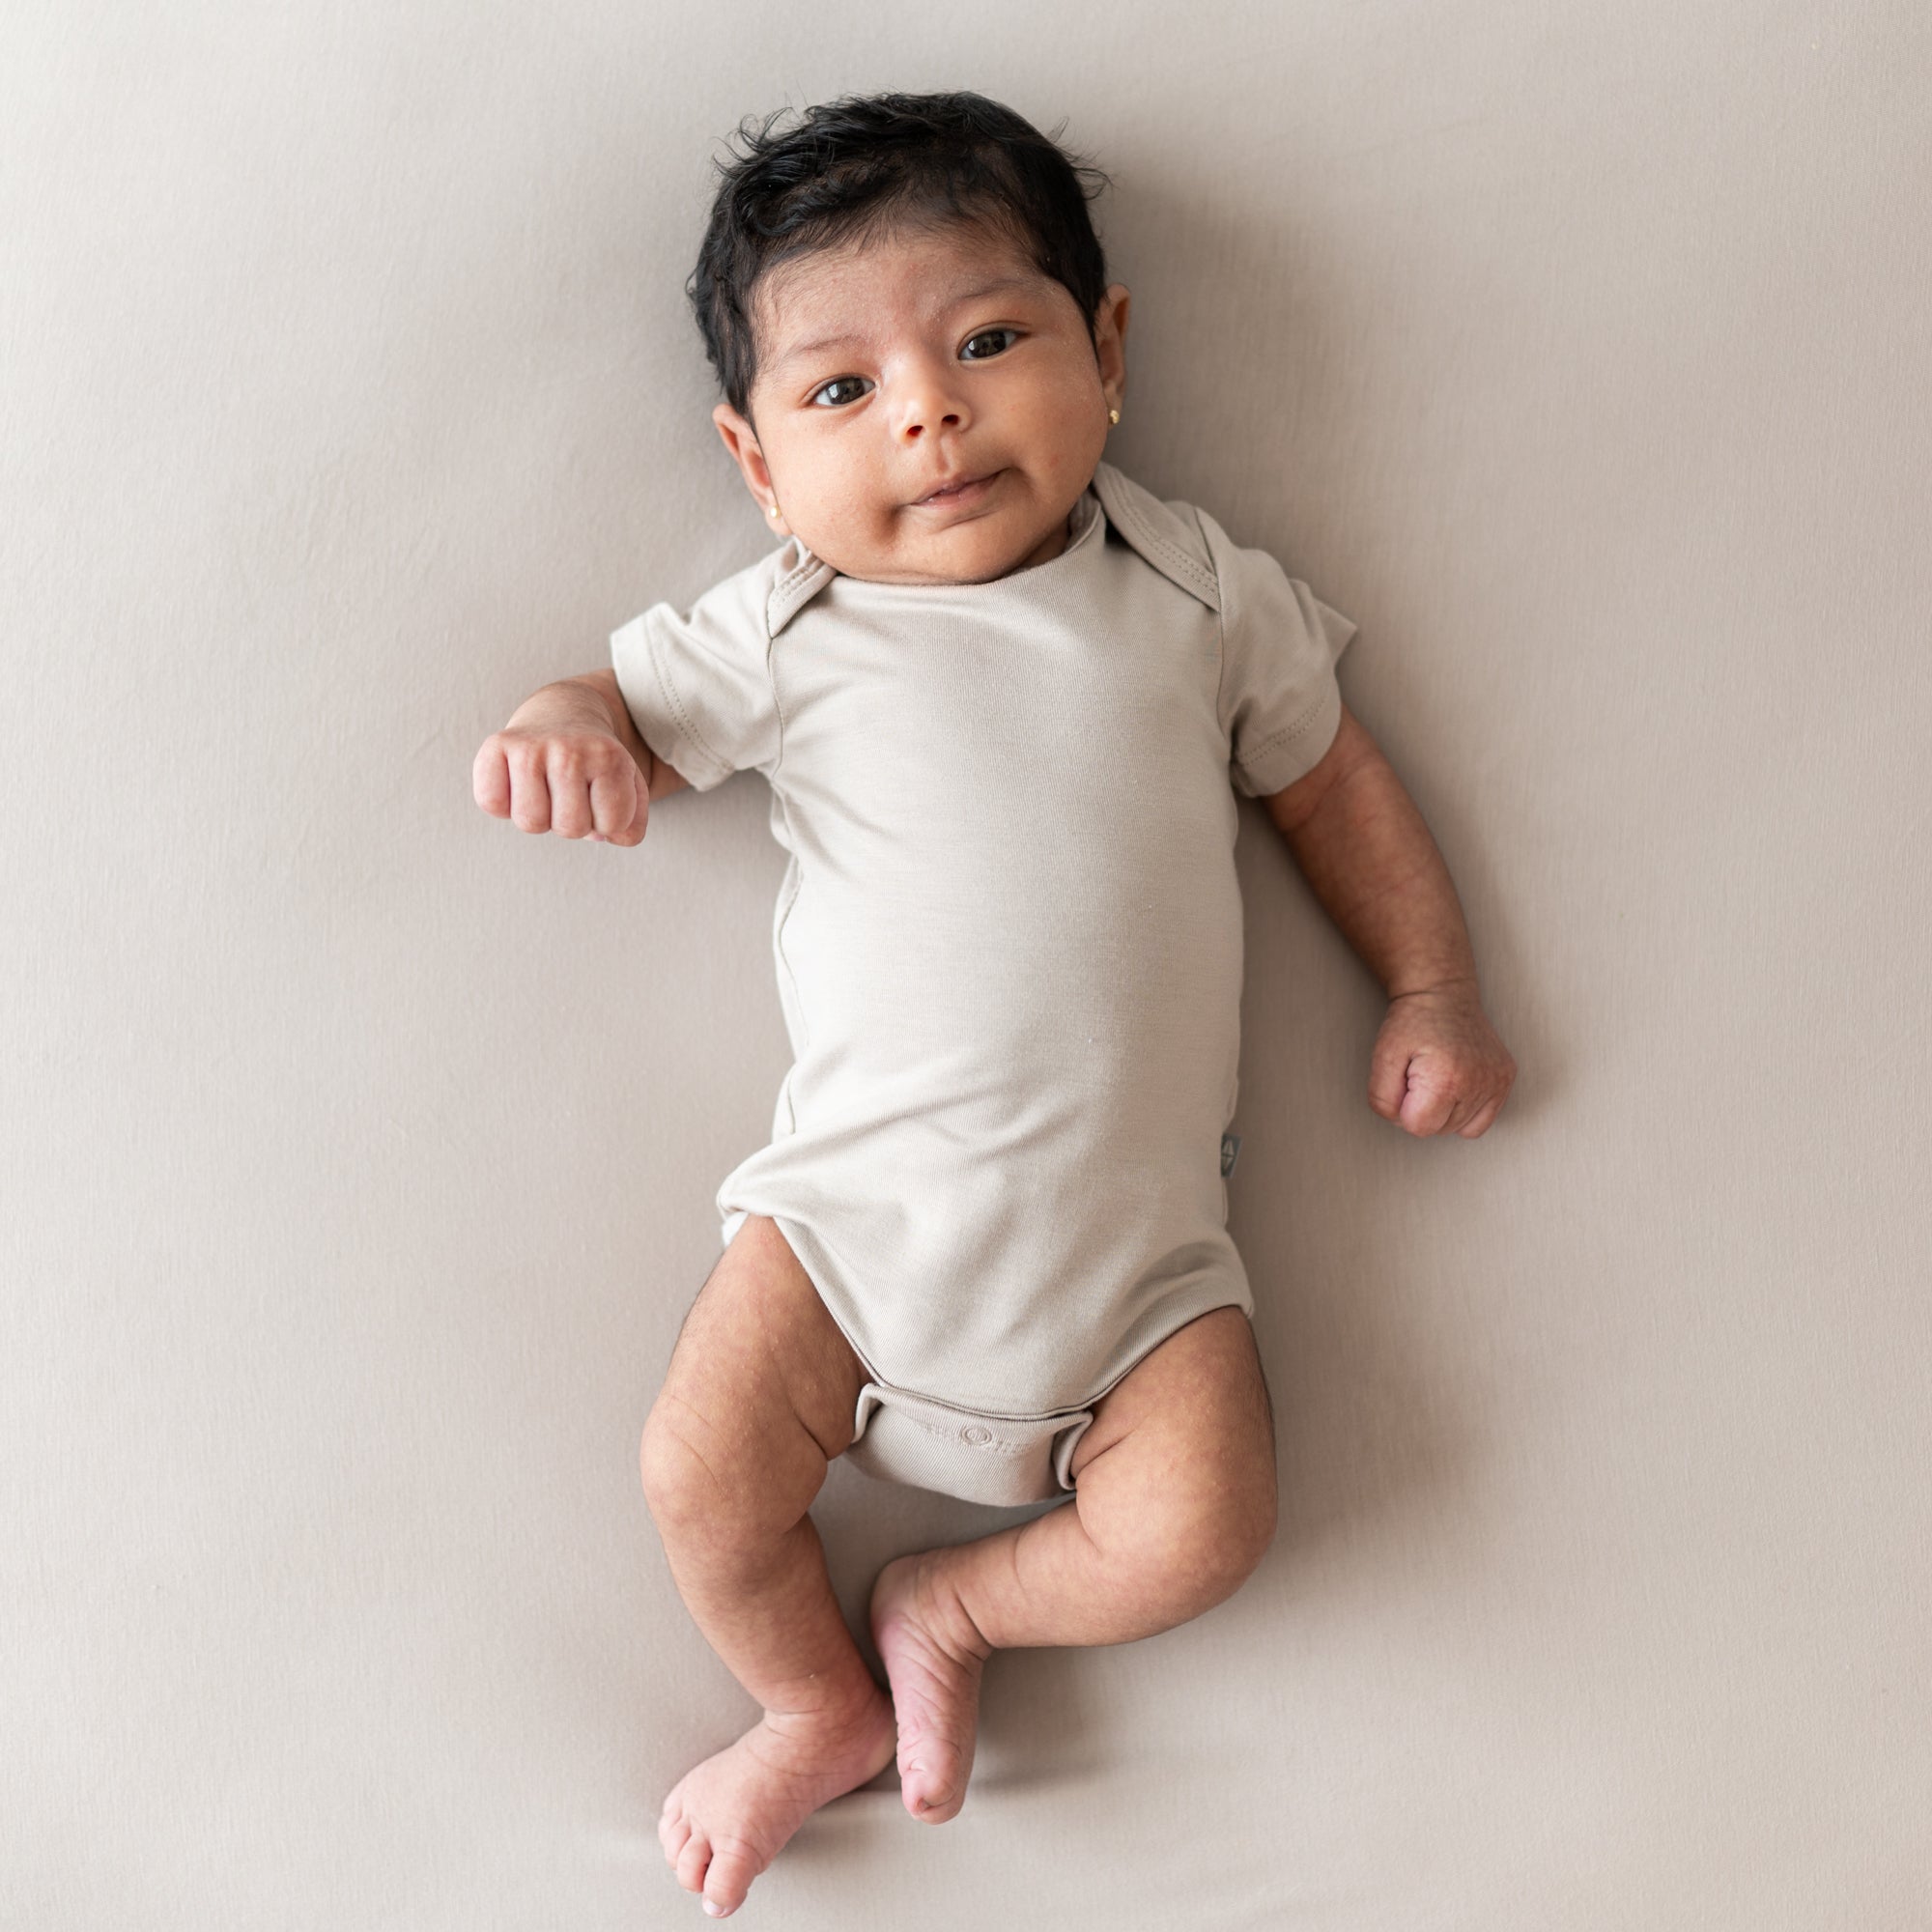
[913,469,1002,506]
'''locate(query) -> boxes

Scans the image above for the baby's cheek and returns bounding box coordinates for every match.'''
[1048,392,1106,467]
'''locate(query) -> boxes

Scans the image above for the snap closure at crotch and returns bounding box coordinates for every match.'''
[847,1380,1095,1507]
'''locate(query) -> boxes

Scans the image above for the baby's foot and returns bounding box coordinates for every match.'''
[868,1551,994,1824]
[658,1690,896,1918]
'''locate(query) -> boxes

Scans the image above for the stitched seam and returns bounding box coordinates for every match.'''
[1236,690,1333,769]
[882,1411,1033,1457]
[767,550,831,633]
[1207,507,1233,740]
[1111,491,1218,602]
[763,609,788,790]
[643,612,729,783]
[1122,496,1216,597]
[764,600,810,1058]
[867,1380,1094,1428]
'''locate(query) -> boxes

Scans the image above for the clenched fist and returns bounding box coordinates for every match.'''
[473,677,650,847]
[1368,981,1517,1139]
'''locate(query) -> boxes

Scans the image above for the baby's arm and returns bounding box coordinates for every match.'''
[473,668,689,846]
[1263,703,1518,1138]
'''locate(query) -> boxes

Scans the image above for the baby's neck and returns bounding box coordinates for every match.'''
[1023,514,1071,571]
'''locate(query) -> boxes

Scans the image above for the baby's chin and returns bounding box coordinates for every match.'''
[800,509,1067,587]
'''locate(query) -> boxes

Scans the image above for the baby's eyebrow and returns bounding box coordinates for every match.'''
[769,276,1038,374]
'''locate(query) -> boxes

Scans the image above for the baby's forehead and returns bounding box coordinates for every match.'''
[752,220,1045,344]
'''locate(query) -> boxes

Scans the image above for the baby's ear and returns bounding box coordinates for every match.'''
[712,402,771,493]
[711,401,751,463]
[1094,286,1131,406]
[710,404,788,533]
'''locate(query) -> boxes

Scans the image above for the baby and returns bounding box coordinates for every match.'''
[473,89,1516,1918]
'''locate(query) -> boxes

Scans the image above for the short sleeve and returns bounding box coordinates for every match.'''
[1197,505,1359,798]
[609,551,782,792]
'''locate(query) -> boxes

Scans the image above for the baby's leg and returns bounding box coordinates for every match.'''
[867,1306,1278,1822]
[639,1213,886,1919]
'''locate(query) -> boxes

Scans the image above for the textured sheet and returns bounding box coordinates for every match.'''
[6,4,1926,1927]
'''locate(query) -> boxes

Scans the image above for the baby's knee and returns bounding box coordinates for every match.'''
[1097,1433,1278,1620]
[639,1401,720,1532]
[638,1391,823,1548]
[639,1395,754,1531]
[1171,1457,1278,1610]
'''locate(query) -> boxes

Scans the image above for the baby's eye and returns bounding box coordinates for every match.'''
[809,375,873,409]
[961,328,1019,360]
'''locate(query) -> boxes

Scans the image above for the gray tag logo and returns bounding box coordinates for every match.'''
[1220,1132,1242,1178]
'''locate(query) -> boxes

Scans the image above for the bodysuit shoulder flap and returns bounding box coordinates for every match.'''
[1089,461,1222,612]
[765,537,839,638]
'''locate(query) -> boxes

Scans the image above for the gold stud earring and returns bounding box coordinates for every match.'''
[1109,408,1121,426]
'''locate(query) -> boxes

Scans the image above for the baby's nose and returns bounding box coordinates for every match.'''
[899,404,964,441]
[893,365,969,440]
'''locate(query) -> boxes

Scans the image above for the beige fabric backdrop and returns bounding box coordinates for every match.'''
[6,4,1926,1926]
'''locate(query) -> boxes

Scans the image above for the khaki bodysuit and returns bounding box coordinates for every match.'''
[611,461,1356,1506]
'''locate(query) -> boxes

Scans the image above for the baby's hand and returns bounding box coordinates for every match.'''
[1367,981,1517,1139]
[473,679,649,846]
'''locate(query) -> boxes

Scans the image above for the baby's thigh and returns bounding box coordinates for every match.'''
[1066,1307,1278,1572]
[639,1214,868,1536]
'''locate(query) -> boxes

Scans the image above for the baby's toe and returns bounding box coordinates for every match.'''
[902,1747,966,1823]
[659,1804,692,1862]
[701,1838,763,1918]
[675,1830,712,1894]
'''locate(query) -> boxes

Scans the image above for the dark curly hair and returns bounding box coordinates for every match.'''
[687,90,1114,428]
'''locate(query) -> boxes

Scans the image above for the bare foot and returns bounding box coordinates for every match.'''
[658,1690,896,1918]
[868,1551,994,1824]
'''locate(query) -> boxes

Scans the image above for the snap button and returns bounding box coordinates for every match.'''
[960,1424,995,1448]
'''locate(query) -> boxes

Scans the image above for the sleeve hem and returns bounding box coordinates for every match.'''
[1231,678,1343,799]
[610,611,733,791]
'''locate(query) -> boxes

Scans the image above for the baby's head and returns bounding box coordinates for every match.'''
[687,91,1129,587]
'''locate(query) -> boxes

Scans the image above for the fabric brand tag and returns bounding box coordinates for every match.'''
[1220,1132,1242,1178]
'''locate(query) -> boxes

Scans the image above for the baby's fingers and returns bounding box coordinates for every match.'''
[539,738,643,842]
[585,755,648,845]
[1366,1039,1411,1122]
[1458,1071,1517,1138]
[1396,1065,1460,1136]
[472,739,514,819]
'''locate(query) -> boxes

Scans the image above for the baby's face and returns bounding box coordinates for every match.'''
[712,222,1128,585]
